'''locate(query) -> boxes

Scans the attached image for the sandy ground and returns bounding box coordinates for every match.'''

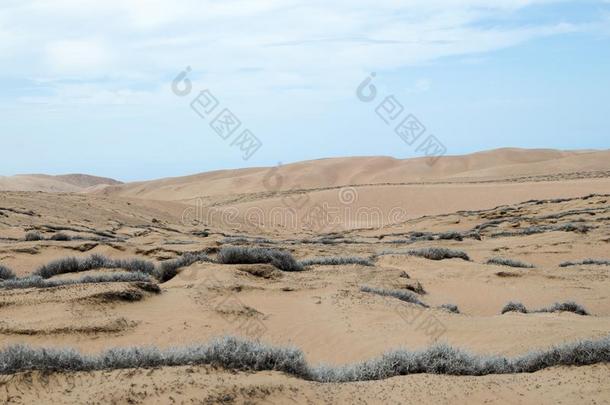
[0,149,609,403]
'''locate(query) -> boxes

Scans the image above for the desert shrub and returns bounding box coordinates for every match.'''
[405,281,426,295]
[1,335,609,381]
[33,254,156,279]
[0,265,16,280]
[221,236,274,244]
[217,247,303,272]
[360,285,428,307]
[299,256,374,267]
[24,231,43,241]
[495,271,521,278]
[501,301,528,314]
[500,301,589,316]
[0,272,153,290]
[486,257,534,269]
[377,247,470,261]
[556,223,592,233]
[534,301,589,316]
[112,258,156,275]
[50,232,71,241]
[439,304,460,314]
[438,232,463,241]
[560,259,610,267]
[156,252,212,282]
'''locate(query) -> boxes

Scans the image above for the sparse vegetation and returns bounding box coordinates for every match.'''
[34,254,156,279]
[501,301,589,316]
[495,271,522,278]
[156,252,213,282]
[299,256,374,267]
[221,236,274,245]
[560,259,610,267]
[377,247,470,261]
[1,335,609,382]
[501,301,528,314]
[440,304,460,314]
[486,257,534,269]
[50,232,71,241]
[405,281,426,295]
[438,232,463,241]
[24,231,43,241]
[0,265,16,281]
[360,285,428,307]
[535,301,589,316]
[217,247,303,272]
[0,272,154,290]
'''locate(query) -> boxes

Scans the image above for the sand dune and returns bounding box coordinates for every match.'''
[95,148,610,202]
[0,174,121,193]
[1,148,609,404]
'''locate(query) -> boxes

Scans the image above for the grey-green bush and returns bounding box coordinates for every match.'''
[560,259,610,267]
[299,256,374,267]
[440,304,460,314]
[217,247,303,272]
[501,301,589,316]
[501,301,528,314]
[0,264,16,281]
[534,301,589,316]
[50,232,71,241]
[360,285,428,307]
[377,247,470,261]
[1,335,609,382]
[156,252,212,282]
[486,257,534,269]
[25,231,43,241]
[33,254,156,279]
[0,272,154,290]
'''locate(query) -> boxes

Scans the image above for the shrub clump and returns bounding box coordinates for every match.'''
[24,231,43,241]
[50,232,71,241]
[501,301,528,314]
[405,281,426,295]
[217,247,303,272]
[0,265,16,281]
[486,257,534,269]
[33,254,156,279]
[0,272,154,290]
[156,252,212,282]
[360,285,428,307]
[439,304,460,314]
[377,247,470,261]
[560,259,610,268]
[534,301,589,316]
[299,256,374,267]
[438,232,463,241]
[501,301,589,316]
[1,335,609,382]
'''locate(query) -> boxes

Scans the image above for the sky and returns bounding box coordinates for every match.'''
[0,0,609,181]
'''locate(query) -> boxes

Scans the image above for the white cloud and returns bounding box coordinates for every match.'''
[0,0,604,105]
[44,39,113,75]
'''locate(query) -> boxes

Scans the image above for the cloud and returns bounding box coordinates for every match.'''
[0,0,606,105]
[44,39,113,75]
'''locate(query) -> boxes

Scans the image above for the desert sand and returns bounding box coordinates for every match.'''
[0,148,609,404]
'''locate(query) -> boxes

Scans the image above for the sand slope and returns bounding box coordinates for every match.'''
[95,148,610,202]
[0,174,121,193]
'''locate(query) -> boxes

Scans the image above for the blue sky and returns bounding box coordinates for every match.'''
[0,0,608,181]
